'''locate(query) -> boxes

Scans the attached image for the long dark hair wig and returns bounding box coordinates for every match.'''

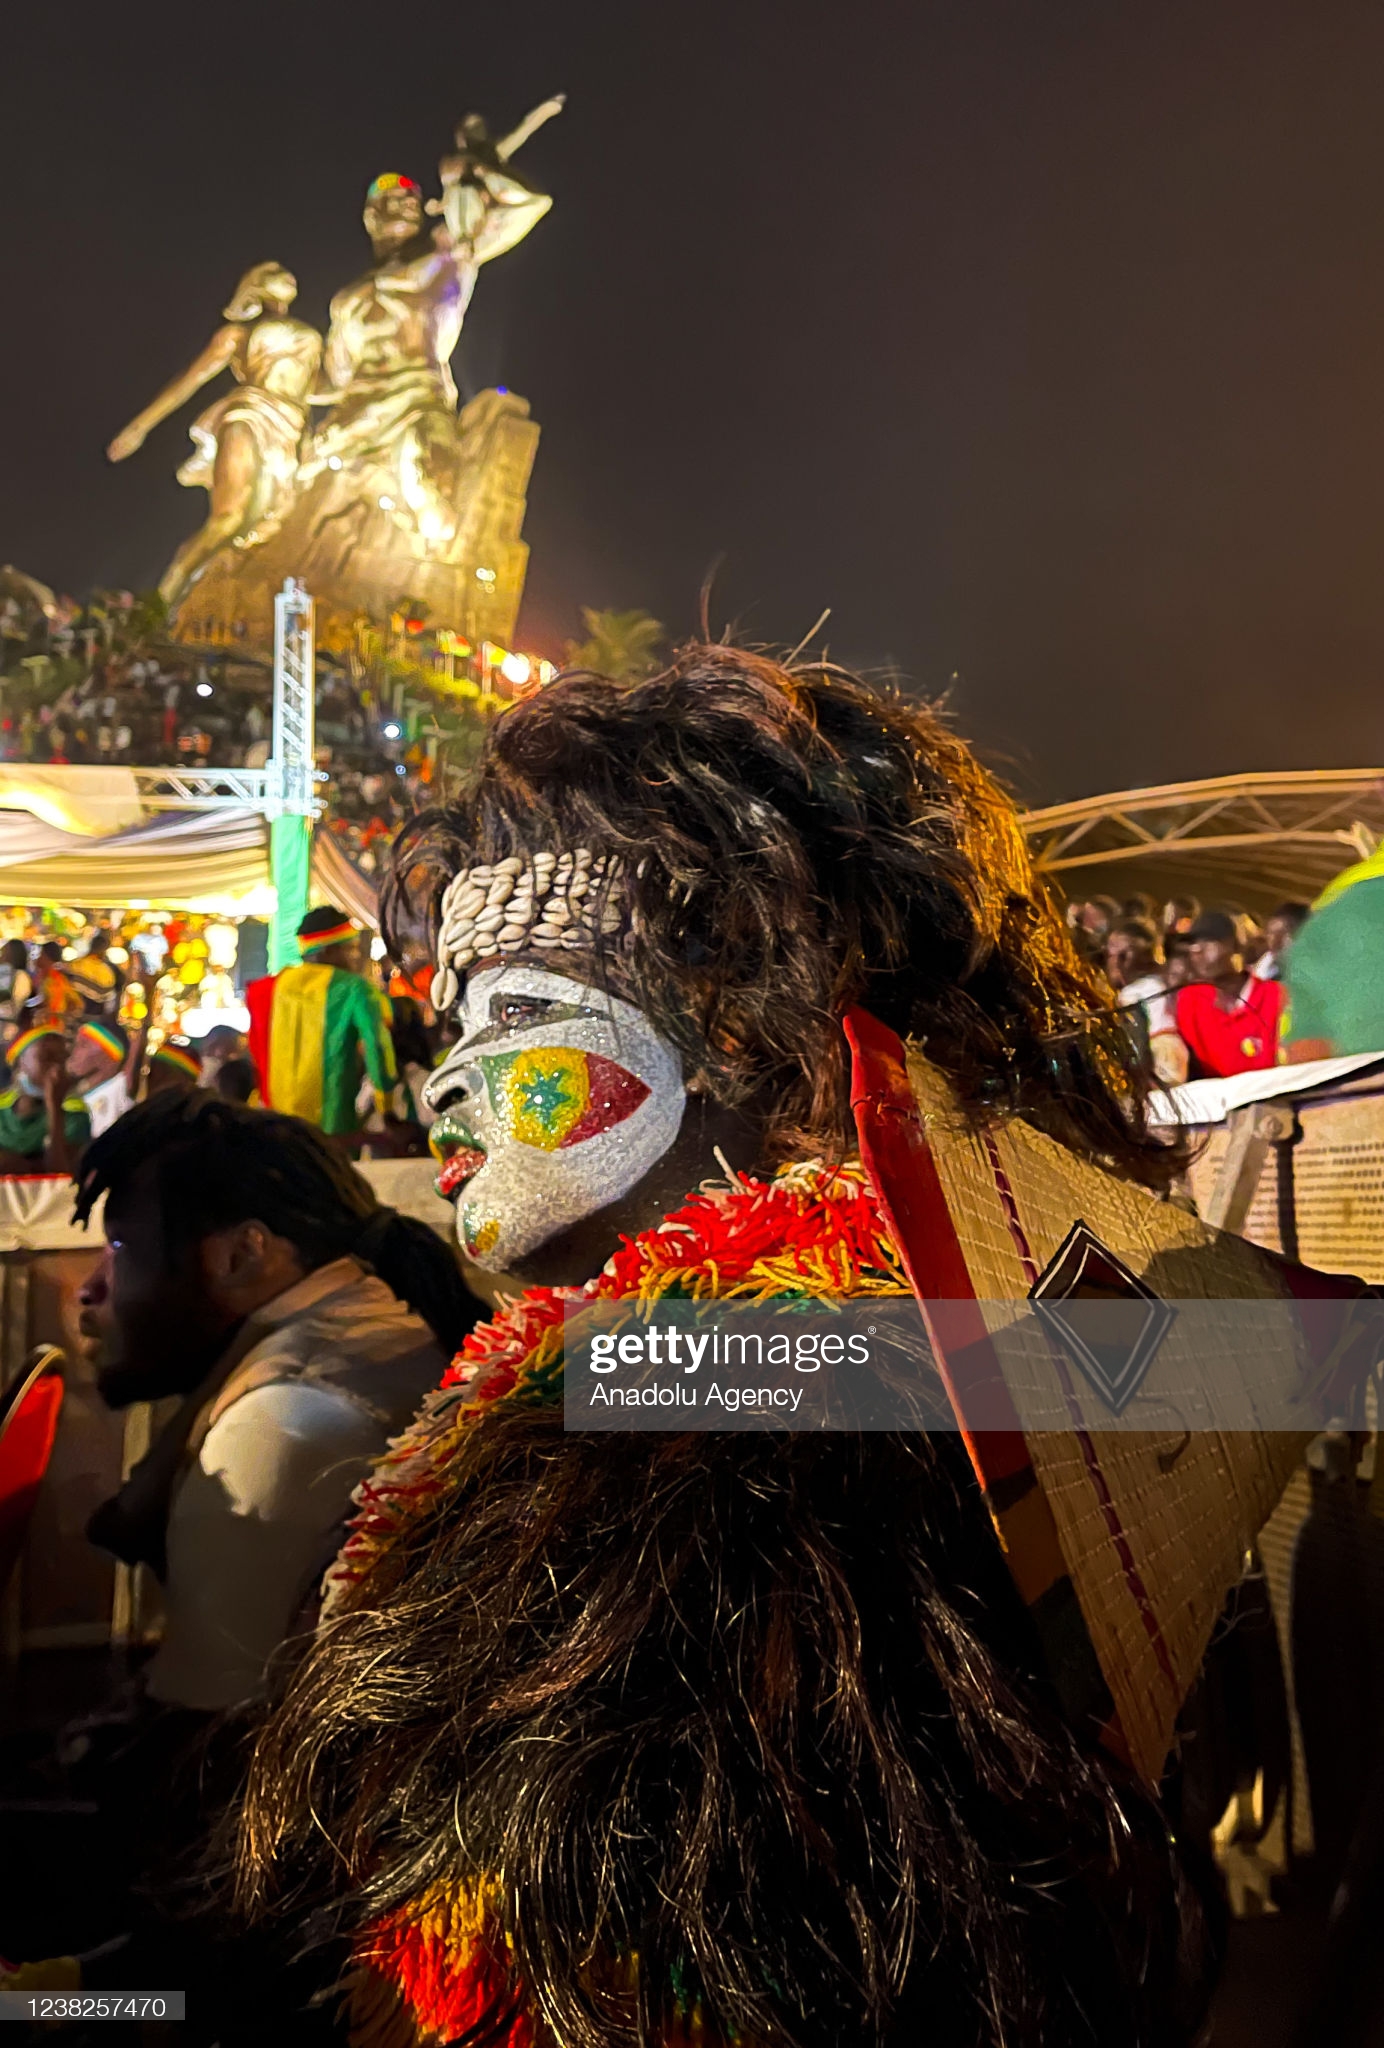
[381,644,1175,1185]
[234,650,1210,2044]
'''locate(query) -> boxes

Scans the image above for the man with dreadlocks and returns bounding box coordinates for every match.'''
[75,1094,478,1712]
[231,645,1367,2048]
[0,1102,481,2020]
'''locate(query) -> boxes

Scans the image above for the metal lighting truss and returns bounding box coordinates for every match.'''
[131,767,271,809]
[1024,770,1384,913]
[268,576,319,819]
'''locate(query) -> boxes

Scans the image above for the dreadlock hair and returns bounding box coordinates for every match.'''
[383,643,1178,1185]
[72,1091,477,1359]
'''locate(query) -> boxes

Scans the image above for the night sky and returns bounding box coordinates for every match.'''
[7,0,1384,803]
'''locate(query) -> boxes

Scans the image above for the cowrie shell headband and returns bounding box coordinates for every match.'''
[430,850,624,1012]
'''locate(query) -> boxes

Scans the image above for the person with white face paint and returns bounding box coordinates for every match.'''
[238,646,1218,2048]
[423,960,686,1273]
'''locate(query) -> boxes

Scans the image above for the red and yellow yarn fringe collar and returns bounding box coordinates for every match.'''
[336,1158,910,2048]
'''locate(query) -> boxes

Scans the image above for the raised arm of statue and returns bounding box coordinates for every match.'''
[495,93,566,162]
[106,326,240,462]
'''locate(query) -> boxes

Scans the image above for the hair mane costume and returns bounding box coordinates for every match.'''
[237,647,1372,2048]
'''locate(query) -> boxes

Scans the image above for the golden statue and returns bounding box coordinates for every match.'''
[106,262,323,610]
[117,106,562,654]
[299,96,563,555]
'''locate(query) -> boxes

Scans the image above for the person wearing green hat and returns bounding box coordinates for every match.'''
[243,907,396,1137]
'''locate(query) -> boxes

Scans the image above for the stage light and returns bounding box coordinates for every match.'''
[379,494,396,511]
[382,721,402,740]
[328,457,343,470]
[196,682,213,697]
[499,651,531,687]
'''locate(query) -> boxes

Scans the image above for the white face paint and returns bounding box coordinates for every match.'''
[423,962,685,1271]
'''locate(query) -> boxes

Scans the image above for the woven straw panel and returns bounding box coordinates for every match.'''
[1185,1128,1284,1254]
[909,1051,1310,1779]
[1287,1097,1384,1282]
[1184,1092,1384,1282]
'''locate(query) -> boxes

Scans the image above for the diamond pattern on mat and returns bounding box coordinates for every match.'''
[1029,1221,1177,1416]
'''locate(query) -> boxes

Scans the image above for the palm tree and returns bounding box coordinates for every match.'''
[562,607,666,682]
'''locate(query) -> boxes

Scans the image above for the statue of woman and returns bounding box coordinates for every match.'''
[106,263,323,611]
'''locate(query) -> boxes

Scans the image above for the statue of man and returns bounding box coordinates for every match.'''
[300,98,563,556]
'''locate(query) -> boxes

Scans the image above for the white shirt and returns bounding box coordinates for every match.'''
[83,1071,131,1137]
[1119,970,1179,1039]
[141,1257,443,1711]
[146,1381,385,1711]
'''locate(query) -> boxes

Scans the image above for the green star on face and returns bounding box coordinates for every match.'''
[518,1068,576,1126]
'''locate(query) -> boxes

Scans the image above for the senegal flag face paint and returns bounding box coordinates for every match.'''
[424,963,684,1271]
[479,1047,651,1150]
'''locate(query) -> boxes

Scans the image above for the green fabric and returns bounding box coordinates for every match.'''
[1284,874,1384,1055]
[1313,840,1384,913]
[0,1088,91,1159]
[270,814,313,973]
[321,969,397,1135]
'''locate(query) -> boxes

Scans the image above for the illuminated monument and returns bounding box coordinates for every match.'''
[107,98,563,654]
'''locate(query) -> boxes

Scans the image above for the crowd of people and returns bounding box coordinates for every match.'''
[2,651,1384,2043]
[0,643,437,791]
[1070,890,1319,1084]
[0,907,442,1183]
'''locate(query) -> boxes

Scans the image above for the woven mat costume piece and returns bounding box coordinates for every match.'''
[330,1012,1371,2046]
[846,1008,1371,1781]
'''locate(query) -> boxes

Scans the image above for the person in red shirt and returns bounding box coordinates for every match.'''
[1174,910,1284,1078]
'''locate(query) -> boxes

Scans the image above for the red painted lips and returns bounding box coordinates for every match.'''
[434,1145,487,1198]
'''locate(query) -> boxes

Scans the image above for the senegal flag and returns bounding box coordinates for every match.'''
[246,964,397,1135]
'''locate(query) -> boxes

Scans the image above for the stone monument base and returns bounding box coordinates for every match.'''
[170,388,538,656]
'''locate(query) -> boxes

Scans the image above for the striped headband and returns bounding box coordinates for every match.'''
[299,920,356,956]
[8,1024,63,1064]
[366,172,421,201]
[151,1041,202,1080]
[430,850,624,1014]
[79,1021,126,1061]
